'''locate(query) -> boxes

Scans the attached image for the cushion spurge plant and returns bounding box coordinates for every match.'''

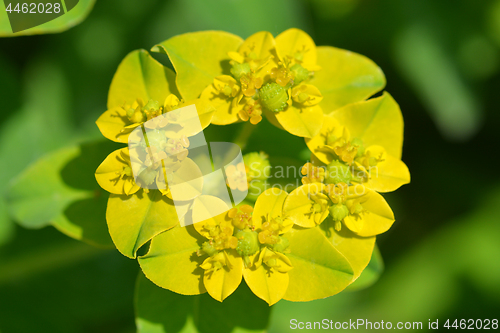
[94,28,409,306]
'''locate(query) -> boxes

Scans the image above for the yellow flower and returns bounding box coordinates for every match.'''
[306,93,410,192]
[301,162,325,184]
[238,97,263,124]
[94,30,407,308]
[228,205,253,230]
[255,247,293,273]
[184,189,297,305]
[96,93,213,143]
[225,163,248,192]
[283,179,395,237]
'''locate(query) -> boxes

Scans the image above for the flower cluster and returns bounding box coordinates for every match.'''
[94,29,409,305]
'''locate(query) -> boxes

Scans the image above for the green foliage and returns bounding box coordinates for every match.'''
[135,272,271,333]
[6,141,118,247]
[0,0,96,37]
[107,191,183,258]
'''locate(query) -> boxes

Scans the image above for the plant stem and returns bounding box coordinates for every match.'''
[233,121,256,151]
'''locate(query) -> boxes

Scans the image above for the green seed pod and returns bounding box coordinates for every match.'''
[230,62,251,81]
[235,230,260,257]
[259,83,289,113]
[290,64,309,85]
[325,160,352,184]
[329,204,349,222]
[272,236,290,253]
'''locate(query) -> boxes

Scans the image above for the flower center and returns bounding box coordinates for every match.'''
[259,82,289,113]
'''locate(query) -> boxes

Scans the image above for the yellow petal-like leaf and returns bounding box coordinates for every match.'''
[344,243,383,291]
[153,31,243,100]
[283,184,328,228]
[276,28,317,71]
[95,107,135,143]
[366,154,410,192]
[203,250,243,302]
[310,46,385,114]
[262,108,285,130]
[107,49,177,109]
[304,116,342,165]
[138,224,207,295]
[200,84,239,125]
[332,92,403,159]
[239,31,275,62]
[166,158,204,202]
[321,222,376,281]
[238,31,276,74]
[283,227,354,301]
[191,195,231,235]
[191,98,216,131]
[275,104,323,138]
[243,264,289,306]
[95,148,140,195]
[292,84,323,106]
[252,188,288,230]
[344,189,394,237]
[107,190,189,258]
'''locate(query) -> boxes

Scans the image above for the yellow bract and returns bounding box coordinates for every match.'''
[95,148,140,196]
[276,28,320,72]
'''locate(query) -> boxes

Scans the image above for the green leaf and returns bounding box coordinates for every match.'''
[107,191,189,259]
[309,46,386,114]
[6,141,117,247]
[283,226,354,301]
[345,243,384,291]
[0,60,74,242]
[152,31,243,100]
[138,225,206,296]
[107,49,178,109]
[135,271,271,333]
[0,0,96,37]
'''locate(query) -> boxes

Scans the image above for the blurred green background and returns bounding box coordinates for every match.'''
[1,0,500,332]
